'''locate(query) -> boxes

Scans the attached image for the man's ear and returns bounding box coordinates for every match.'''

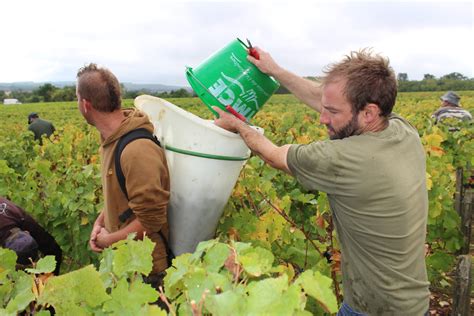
[82,99,93,113]
[361,103,381,124]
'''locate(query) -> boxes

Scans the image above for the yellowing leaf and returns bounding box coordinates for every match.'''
[249,211,286,244]
[80,216,89,225]
[423,133,444,147]
[426,172,433,190]
[429,145,445,157]
[296,134,311,144]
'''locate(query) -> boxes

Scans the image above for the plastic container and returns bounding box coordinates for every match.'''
[135,95,261,255]
[186,38,280,121]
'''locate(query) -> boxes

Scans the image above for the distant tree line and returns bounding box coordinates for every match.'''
[0,84,194,104]
[397,72,474,92]
[1,72,473,103]
[122,88,193,99]
[0,84,76,103]
[275,73,474,94]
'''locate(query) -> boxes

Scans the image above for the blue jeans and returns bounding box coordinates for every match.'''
[337,301,429,316]
[337,302,366,316]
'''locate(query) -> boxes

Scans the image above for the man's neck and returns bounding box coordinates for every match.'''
[94,110,125,140]
[360,116,389,134]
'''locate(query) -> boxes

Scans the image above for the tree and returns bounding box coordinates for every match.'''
[52,86,76,101]
[36,83,57,102]
[170,88,192,98]
[441,72,468,81]
[423,74,436,80]
[397,73,408,82]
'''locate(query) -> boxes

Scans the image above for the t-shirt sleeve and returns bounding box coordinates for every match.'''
[120,139,170,232]
[287,142,340,194]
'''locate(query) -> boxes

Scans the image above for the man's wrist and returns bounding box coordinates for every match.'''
[271,66,287,81]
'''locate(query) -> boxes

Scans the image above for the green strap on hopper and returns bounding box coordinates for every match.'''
[165,144,249,161]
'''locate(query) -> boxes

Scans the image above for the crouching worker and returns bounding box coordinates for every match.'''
[0,197,62,275]
[76,64,171,296]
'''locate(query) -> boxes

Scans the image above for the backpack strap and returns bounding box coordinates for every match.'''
[114,128,174,266]
[115,128,161,200]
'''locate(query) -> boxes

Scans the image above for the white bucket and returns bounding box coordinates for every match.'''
[135,95,257,255]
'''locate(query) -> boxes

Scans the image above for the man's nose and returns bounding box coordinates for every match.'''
[319,110,330,125]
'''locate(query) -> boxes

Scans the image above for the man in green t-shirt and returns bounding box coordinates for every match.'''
[214,48,429,315]
[27,112,55,144]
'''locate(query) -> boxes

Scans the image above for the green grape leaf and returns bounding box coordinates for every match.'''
[0,248,17,271]
[190,239,219,263]
[238,246,274,277]
[98,247,115,287]
[205,289,245,316]
[112,235,155,277]
[265,283,305,315]
[207,272,232,293]
[102,278,158,314]
[245,275,288,313]
[182,268,213,303]
[140,304,167,316]
[4,273,35,314]
[280,195,292,213]
[203,243,229,273]
[0,277,13,306]
[38,265,109,314]
[165,253,192,289]
[294,310,314,316]
[36,160,52,177]
[426,251,455,272]
[25,256,56,274]
[232,241,253,254]
[296,270,338,313]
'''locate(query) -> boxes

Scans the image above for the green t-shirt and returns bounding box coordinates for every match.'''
[287,114,430,315]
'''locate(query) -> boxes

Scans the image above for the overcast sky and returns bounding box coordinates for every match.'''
[1,0,472,85]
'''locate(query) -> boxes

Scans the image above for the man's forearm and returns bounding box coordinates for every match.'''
[236,123,291,174]
[213,106,291,173]
[95,211,105,227]
[108,219,145,244]
[273,68,322,113]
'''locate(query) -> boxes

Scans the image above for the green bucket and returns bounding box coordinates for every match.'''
[186,38,280,121]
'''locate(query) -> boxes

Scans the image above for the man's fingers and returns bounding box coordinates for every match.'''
[212,106,223,113]
[212,106,226,118]
[90,240,103,252]
[247,55,257,65]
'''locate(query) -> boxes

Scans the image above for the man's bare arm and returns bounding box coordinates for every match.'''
[247,47,322,113]
[213,107,292,174]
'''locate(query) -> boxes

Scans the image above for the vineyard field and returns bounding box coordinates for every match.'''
[0,91,473,315]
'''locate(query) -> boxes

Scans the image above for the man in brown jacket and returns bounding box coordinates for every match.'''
[76,64,170,285]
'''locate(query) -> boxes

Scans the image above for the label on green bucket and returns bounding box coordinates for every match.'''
[186,38,280,121]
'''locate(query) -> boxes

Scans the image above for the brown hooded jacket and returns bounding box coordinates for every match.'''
[100,108,170,274]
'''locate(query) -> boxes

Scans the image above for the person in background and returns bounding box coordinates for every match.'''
[214,48,430,315]
[432,91,472,124]
[0,196,62,275]
[27,112,56,144]
[76,63,170,292]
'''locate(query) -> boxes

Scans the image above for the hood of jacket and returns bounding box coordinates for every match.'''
[101,108,154,147]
